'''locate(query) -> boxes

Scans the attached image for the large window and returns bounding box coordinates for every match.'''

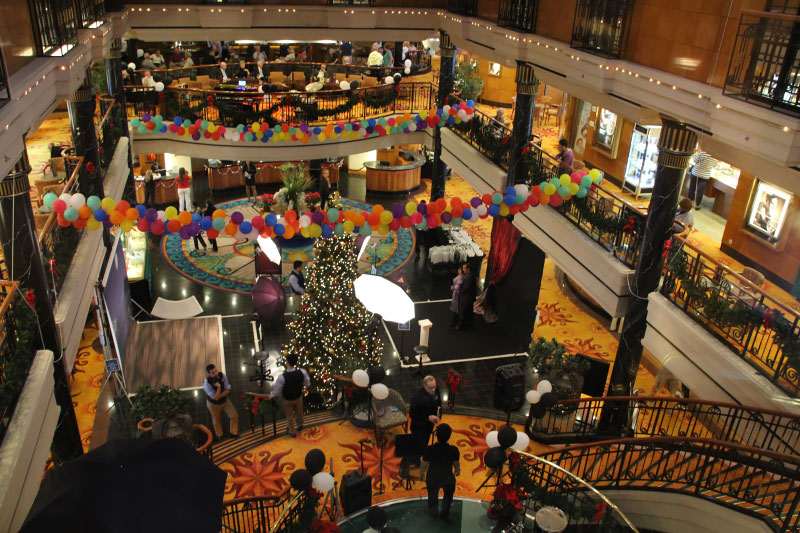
[724,3,800,116]
[571,0,634,59]
[28,0,78,56]
[76,0,105,28]
[498,0,539,34]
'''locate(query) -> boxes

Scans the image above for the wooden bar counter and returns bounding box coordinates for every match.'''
[135,175,179,205]
[364,149,425,193]
[207,162,339,190]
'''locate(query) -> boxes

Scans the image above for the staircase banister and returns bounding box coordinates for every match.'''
[223,488,291,507]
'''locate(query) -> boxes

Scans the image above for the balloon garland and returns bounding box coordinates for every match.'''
[129,99,479,143]
[41,170,602,241]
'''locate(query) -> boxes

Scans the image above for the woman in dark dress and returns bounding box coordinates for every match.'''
[204,200,219,252]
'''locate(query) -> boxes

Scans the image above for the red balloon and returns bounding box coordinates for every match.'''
[482,193,493,205]
[281,123,289,132]
[218,126,226,134]
[203,130,211,138]
[410,212,423,224]
[427,214,440,228]
[57,213,70,227]
[195,119,203,128]
[212,132,221,141]
[168,124,177,132]
[399,216,411,229]
[388,218,400,231]
[73,217,87,229]
[448,107,457,116]
[167,219,181,233]
[436,198,447,211]
[188,125,197,135]
[240,133,246,141]
[519,202,530,212]
[206,228,219,239]
[550,195,562,207]
[146,121,156,130]
[508,204,520,215]
[251,216,265,229]
[52,199,67,213]
[137,218,150,232]
[528,194,539,207]
[151,219,165,235]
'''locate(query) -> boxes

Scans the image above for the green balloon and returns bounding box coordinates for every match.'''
[327,208,339,222]
[130,118,141,127]
[138,124,147,134]
[558,186,570,198]
[576,187,588,198]
[344,123,352,132]
[154,115,163,124]
[360,224,372,236]
[183,119,191,128]
[87,195,101,211]
[451,218,463,227]
[334,223,344,236]
[212,217,225,230]
[289,127,296,135]
[43,192,58,208]
[516,193,525,205]
[201,120,209,130]
[416,219,428,230]
[63,207,79,221]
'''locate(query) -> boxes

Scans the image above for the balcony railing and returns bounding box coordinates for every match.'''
[0,281,23,444]
[571,0,634,59]
[662,236,800,397]
[328,0,375,5]
[96,96,126,179]
[448,98,512,169]
[725,9,800,117]
[498,0,539,34]
[448,0,477,18]
[0,49,9,109]
[540,437,800,533]
[29,0,79,56]
[125,82,435,128]
[220,490,296,533]
[526,395,800,457]
[38,157,84,298]
[76,0,106,28]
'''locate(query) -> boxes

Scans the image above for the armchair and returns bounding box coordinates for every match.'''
[372,388,408,442]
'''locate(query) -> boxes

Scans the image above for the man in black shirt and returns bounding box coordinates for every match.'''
[421,424,460,519]
[269,354,310,437]
[402,375,441,474]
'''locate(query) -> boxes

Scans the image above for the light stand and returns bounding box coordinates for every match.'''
[476,458,505,493]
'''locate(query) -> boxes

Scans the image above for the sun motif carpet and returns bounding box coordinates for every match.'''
[219,414,551,505]
[162,197,415,294]
[69,318,106,453]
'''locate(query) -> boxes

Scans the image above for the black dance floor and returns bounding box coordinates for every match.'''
[385,301,527,365]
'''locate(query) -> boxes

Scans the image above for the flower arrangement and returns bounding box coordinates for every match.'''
[305,191,321,209]
[259,193,275,214]
[310,520,341,533]
[488,483,523,521]
[242,394,277,416]
[274,163,312,212]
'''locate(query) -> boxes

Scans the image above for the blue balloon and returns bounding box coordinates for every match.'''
[239,221,252,234]
[174,116,182,126]
[313,127,321,135]
[261,135,269,142]
[273,223,285,236]
[505,186,516,196]
[334,126,342,134]
[488,204,500,217]
[200,217,213,230]
[93,209,108,221]
[265,214,277,226]
[136,204,147,217]
[436,109,443,116]
[321,224,333,238]
[191,213,201,223]
[352,123,360,131]
[368,118,376,127]
[160,125,167,133]
[462,208,472,220]
[504,194,516,206]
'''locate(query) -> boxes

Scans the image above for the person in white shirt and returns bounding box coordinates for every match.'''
[252,45,266,62]
[183,52,194,68]
[367,44,383,67]
[217,61,230,82]
[151,50,164,66]
[687,148,718,210]
[254,60,267,80]
[142,70,157,88]
[141,53,155,69]
[315,64,328,82]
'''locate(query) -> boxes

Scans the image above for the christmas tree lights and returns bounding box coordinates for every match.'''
[284,234,382,404]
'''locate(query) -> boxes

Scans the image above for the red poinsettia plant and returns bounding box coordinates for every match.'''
[305,191,321,208]
[444,369,467,394]
[489,483,523,520]
[310,520,340,533]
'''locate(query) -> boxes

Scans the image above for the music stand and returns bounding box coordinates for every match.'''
[392,433,427,490]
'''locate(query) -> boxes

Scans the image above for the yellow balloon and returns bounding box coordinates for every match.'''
[329,133,338,141]
[379,211,393,225]
[318,134,326,142]
[378,223,390,235]
[405,202,417,216]
[343,220,355,233]
[589,168,602,181]
[120,219,133,233]
[310,224,322,238]
[252,122,260,132]
[87,218,101,231]
[165,206,178,220]
[544,183,556,196]
[569,183,580,195]
[419,110,428,119]
[208,123,217,133]
[300,226,311,238]
[499,204,510,216]
[559,174,571,187]
[101,197,115,212]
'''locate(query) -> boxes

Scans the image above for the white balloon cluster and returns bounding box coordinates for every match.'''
[440,104,474,123]
[485,429,529,451]
[127,62,136,71]
[527,379,552,404]
[384,76,395,85]
[312,472,335,492]
[340,81,351,91]
[351,369,389,400]
[154,82,165,92]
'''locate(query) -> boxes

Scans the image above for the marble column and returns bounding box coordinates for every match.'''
[506,61,538,187]
[105,38,134,204]
[431,31,457,201]
[67,71,104,199]
[600,117,697,433]
[0,154,83,462]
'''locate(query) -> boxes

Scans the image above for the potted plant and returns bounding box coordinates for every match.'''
[527,338,590,413]
[273,163,312,214]
[487,483,522,528]
[258,193,276,214]
[454,59,484,102]
[131,385,192,439]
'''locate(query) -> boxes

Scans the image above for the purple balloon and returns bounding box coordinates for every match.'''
[441,211,453,224]
[391,203,404,218]
[470,196,482,208]
[102,219,113,228]
[366,126,374,134]
[312,210,325,225]
[192,133,201,141]
[403,127,410,133]
[190,222,201,236]
[231,211,244,224]
[179,226,190,240]
[352,123,360,131]
[417,202,427,215]
[142,112,151,122]
[145,208,158,222]
[300,123,309,133]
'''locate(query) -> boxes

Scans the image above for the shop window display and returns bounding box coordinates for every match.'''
[623,124,660,198]
[746,181,793,243]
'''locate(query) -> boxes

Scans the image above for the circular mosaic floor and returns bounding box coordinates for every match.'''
[162,197,415,294]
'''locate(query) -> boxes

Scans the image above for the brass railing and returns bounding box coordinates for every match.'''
[38,156,84,297]
[662,236,800,397]
[96,96,126,179]
[220,490,294,533]
[526,395,800,458]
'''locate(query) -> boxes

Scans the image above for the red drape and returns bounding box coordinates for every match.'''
[488,216,522,285]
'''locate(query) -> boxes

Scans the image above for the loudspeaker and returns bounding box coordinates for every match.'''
[576,355,610,397]
[493,363,525,412]
[340,470,372,515]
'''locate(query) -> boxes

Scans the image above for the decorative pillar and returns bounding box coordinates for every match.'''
[0,154,83,462]
[394,42,403,68]
[431,31,457,201]
[67,71,104,199]
[506,61,538,187]
[599,117,697,433]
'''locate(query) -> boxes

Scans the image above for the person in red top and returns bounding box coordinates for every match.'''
[176,167,192,212]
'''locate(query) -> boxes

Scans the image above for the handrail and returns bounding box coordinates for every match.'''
[741,8,800,22]
[221,489,292,533]
[268,490,304,533]
[37,155,84,245]
[673,234,800,322]
[132,78,400,97]
[0,281,20,320]
[510,449,640,532]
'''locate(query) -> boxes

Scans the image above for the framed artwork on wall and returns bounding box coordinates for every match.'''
[593,108,621,158]
[488,62,501,76]
[745,180,793,245]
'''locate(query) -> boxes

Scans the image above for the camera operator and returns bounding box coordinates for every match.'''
[203,364,239,440]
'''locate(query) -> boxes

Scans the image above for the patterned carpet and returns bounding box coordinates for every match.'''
[162,197,415,294]
[69,318,106,453]
[219,415,548,504]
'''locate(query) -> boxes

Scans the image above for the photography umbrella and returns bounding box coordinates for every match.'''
[252,276,286,325]
[353,274,414,324]
[21,438,227,533]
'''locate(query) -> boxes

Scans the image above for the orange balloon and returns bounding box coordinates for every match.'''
[110,211,124,225]
[78,206,92,219]
[285,209,297,223]
[178,211,192,225]
[116,200,130,213]
[283,226,295,239]
[213,209,226,219]
[372,204,384,215]
[225,222,238,236]
[367,212,380,227]
[436,198,447,211]
[353,214,365,226]
[167,219,181,233]
[126,207,140,221]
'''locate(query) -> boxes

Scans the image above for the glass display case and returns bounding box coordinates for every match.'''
[121,228,149,282]
[623,124,661,198]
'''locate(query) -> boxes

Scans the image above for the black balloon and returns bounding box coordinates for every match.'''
[531,403,547,419]
[484,446,506,469]
[540,392,558,408]
[289,469,312,491]
[350,80,360,90]
[366,506,387,529]
[393,73,402,82]
[368,366,386,385]
[497,425,517,449]
[163,76,173,86]
[304,449,326,475]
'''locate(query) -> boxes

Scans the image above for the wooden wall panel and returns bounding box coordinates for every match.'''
[535,0,577,43]
[0,0,36,75]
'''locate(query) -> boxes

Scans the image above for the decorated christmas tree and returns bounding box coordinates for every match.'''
[284,234,382,404]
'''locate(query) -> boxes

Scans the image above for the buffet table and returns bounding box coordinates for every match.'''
[208,162,339,190]
[364,149,425,193]
[134,174,179,205]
